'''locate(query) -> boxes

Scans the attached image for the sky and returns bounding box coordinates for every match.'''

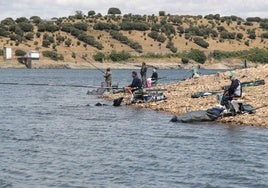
[0,0,268,21]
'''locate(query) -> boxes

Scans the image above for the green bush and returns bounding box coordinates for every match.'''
[185,33,191,40]
[72,52,76,59]
[37,22,59,32]
[159,11,165,16]
[15,17,29,23]
[109,51,130,61]
[166,40,177,53]
[65,39,72,47]
[217,26,226,32]
[177,26,184,34]
[42,50,64,61]
[15,49,26,56]
[170,46,178,53]
[18,22,33,32]
[9,34,23,42]
[260,21,268,29]
[161,24,176,36]
[108,7,121,15]
[93,52,105,62]
[148,31,166,43]
[25,32,34,40]
[248,30,256,39]
[244,22,253,26]
[88,10,96,17]
[61,23,74,33]
[42,40,51,47]
[210,48,268,63]
[56,35,65,42]
[187,49,207,64]
[120,21,150,31]
[36,32,41,38]
[0,26,10,37]
[193,37,209,48]
[74,10,84,19]
[261,32,268,39]
[30,16,42,24]
[220,31,236,39]
[1,17,15,25]
[151,24,161,32]
[236,33,243,40]
[181,57,189,64]
[148,31,159,40]
[77,34,104,50]
[246,17,261,22]
[110,30,142,52]
[93,22,119,30]
[73,22,88,31]
[157,35,166,43]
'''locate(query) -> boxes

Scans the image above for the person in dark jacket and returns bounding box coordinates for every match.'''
[151,69,158,81]
[125,71,142,95]
[140,62,147,87]
[221,72,242,111]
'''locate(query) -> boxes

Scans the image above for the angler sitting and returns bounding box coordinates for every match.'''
[221,72,242,114]
[151,69,158,85]
[125,71,143,100]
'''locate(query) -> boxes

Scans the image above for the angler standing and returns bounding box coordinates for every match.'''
[140,62,147,87]
[104,68,112,92]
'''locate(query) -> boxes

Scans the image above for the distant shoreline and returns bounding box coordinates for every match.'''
[0,59,253,70]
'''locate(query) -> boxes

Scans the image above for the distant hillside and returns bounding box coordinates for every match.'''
[0,11,268,64]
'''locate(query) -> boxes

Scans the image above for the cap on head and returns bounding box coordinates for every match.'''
[153,69,156,72]
[229,71,236,78]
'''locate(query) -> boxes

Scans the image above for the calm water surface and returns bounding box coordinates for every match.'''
[0,69,267,188]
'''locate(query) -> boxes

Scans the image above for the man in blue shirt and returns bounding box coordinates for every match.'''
[125,71,142,95]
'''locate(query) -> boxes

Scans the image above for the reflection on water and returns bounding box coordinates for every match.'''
[0,69,267,188]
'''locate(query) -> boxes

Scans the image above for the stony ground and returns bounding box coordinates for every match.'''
[103,64,268,128]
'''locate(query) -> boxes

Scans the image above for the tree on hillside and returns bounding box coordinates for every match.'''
[1,17,15,25]
[37,22,59,32]
[30,16,42,24]
[0,26,10,37]
[65,39,72,47]
[246,17,261,22]
[75,10,84,19]
[108,7,121,15]
[73,22,88,31]
[88,10,96,17]
[15,17,29,23]
[18,22,34,32]
[193,37,209,48]
[187,49,207,64]
[159,11,165,16]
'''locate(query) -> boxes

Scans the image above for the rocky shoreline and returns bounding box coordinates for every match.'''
[102,65,268,128]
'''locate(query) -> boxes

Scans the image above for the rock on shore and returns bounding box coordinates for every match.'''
[103,64,268,128]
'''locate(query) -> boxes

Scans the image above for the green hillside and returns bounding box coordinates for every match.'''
[0,9,268,64]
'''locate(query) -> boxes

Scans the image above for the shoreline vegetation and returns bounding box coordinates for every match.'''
[102,64,268,128]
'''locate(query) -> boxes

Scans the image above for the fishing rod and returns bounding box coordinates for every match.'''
[85,59,105,74]
[0,82,123,89]
[65,47,105,74]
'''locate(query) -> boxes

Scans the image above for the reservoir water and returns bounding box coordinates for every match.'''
[0,69,267,188]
